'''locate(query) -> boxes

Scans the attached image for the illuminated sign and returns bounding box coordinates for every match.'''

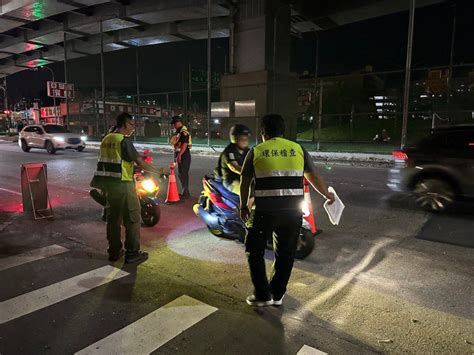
[47,81,75,99]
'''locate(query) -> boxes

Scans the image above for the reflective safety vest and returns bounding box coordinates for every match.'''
[94,133,134,182]
[253,137,305,211]
[171,125,192,151]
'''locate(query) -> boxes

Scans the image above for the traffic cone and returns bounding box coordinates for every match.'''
[303,178,318,234]
[165,163,180,203]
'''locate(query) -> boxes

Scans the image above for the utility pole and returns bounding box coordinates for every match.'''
[316,79,323,151]
[401,0,416,149]
[446,3,456,117]
[135,46,141,141]
[64,32,69,126]
[206,0,212,146]
[100,19,106,134]
[0,77,8,130]
[312,35,319,143]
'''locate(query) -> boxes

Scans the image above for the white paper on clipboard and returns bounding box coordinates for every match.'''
[323,186,345,225]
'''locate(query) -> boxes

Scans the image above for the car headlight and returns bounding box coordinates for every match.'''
[81,136,87,141]
[53,137,65,143]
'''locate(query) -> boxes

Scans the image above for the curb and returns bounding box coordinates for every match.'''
[84,141,394,167]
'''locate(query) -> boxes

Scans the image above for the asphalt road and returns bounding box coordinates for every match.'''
[0,141,473,354]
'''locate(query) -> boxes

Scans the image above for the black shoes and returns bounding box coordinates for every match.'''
[125,251,149,264]
[108,249,124,262]
[246,295,274,307]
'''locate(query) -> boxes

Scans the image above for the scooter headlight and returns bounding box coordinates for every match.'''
[142,179,158,193]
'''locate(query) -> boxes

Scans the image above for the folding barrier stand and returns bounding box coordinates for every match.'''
[21,163,53,219]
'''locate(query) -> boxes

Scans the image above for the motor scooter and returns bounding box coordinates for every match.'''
[193,175,317,259]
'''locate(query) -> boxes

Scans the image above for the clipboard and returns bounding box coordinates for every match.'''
[323,186,344,225]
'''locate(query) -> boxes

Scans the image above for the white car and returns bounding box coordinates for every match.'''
[19,124,86,154]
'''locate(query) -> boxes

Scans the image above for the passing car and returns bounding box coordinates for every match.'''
[388,125,474,211]
[19,124,86,154]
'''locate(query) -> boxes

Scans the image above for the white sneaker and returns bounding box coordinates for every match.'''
[272,294,285,306]
[246,295,274,307]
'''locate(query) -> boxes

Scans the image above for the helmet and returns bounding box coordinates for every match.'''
[229,124,251,144]
[170,115,183,125]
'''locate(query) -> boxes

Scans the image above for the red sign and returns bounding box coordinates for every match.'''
[40,106,61,118]
[47,81,75,99]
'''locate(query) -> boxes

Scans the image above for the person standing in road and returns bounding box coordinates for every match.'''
[240,113,335,307]
[90,112,164,263]
[217,124,251,195]
[170,116,192,199]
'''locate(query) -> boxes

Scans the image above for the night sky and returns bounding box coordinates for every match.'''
[5,0,474,106]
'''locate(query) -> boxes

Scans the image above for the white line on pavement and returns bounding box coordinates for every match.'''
[0,244,69,272]
[0,265,129,325]
[75,295,218,355]
[0,187,21,196]
[297,344,327,355]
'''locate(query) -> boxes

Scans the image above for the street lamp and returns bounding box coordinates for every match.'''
[32,66,58,124]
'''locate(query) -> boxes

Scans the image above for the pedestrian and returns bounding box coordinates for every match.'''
[216,124,251,195]
[90,112,165,263]
[239,113,335,307]
[170,115,192,199]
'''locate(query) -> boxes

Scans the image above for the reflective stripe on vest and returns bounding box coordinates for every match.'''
[254,188,304,197]
[253,137,305,198]
[94,133,134,181]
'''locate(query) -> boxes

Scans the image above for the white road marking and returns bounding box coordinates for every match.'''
[297,344,327,355]
[0,265,129,325]
[0,244,69,272]
[75,295,218,355]
[0,187,21,196]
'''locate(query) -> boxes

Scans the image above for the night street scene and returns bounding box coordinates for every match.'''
[0,0,473,354]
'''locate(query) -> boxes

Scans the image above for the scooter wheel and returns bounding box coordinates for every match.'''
[295,228,315,259]
[141,204,161,227]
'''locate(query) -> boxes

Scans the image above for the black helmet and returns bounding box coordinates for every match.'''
[170,115,183,125]
[229,124,251,143]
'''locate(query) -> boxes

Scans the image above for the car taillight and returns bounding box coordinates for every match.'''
[392,151,408,160]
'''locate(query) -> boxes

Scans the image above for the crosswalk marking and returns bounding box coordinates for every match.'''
[0,244,69,272]
[0,265,129,325]
[297,345,327,355]
[75,295,218,355]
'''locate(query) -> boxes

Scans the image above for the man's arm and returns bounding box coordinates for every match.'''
[227,161,242,174]
[176,131,190,164]
[239,150,254,222]
[302,148,335,204]
[135,157,167,175]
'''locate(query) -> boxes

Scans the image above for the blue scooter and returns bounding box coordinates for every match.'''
[193,175,316,259]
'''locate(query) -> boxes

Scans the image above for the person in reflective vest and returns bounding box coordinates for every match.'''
[90,112,164,263]
[170,115,192,199]
[240,113,335,307]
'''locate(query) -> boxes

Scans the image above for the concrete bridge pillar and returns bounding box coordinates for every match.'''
[220,0,297,140]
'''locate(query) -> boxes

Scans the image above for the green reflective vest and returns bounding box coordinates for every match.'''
[253,137,305,211]
[94,133,134,182]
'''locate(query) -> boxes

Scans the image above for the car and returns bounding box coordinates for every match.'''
[388,125,474,211]
[19,124,86,154]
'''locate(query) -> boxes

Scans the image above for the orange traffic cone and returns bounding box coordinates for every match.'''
[165,163,180,203]
[303,178,318,234]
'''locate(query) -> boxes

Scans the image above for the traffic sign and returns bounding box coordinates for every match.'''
[47,81,75,99]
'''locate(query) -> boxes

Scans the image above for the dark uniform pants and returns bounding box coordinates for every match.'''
[104,182,141,257]
[245,210,303,300]
[176,150,191,196]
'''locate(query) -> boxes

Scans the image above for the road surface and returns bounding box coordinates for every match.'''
[0,141,473,354]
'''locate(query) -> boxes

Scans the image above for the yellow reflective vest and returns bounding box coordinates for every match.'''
[170,125,192,151]
[253,137,305,210]
[94,133,134,182]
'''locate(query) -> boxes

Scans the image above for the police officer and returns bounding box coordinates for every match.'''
[217,124,251,195]
[91,112,164,263]
[170,116,192,199]
[240,114,335,307]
